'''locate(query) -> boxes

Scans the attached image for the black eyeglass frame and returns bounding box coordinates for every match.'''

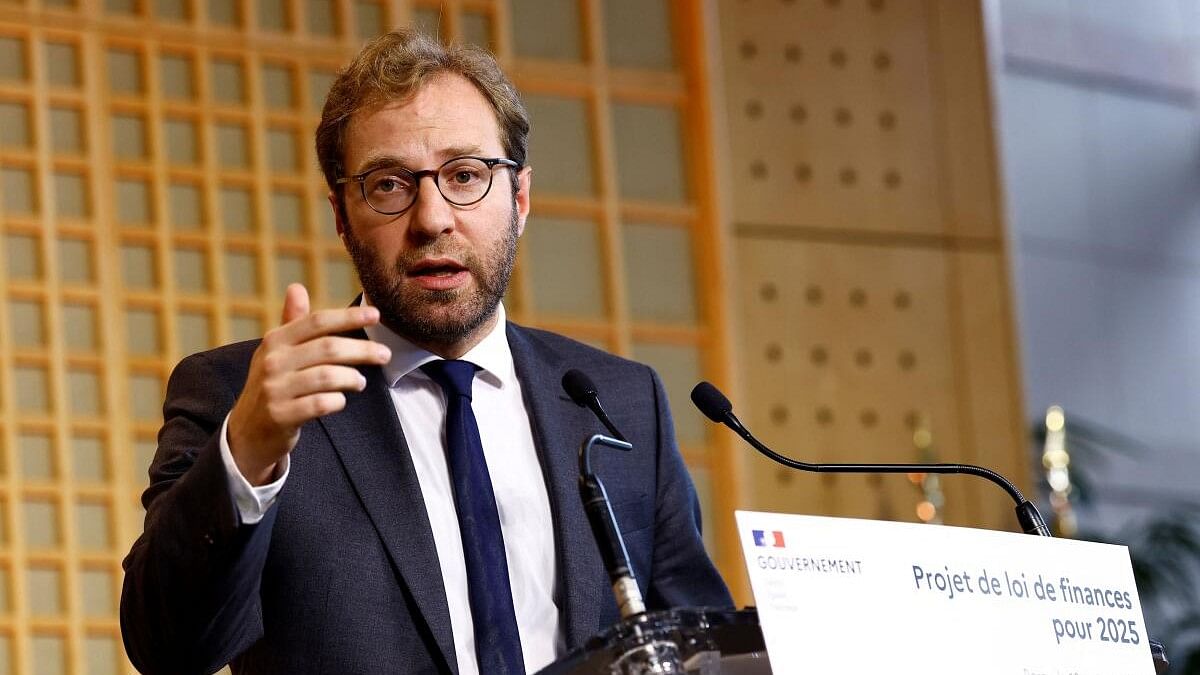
[335,156,521,216]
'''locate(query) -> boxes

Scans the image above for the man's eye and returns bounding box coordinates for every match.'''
[450,170,481,184]
[371,176,411,193]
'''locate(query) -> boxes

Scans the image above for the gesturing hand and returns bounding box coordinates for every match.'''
[227,284,391,485]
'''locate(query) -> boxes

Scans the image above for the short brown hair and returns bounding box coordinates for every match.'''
[315,29,529,192]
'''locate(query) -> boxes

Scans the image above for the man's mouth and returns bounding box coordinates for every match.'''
[406,257,471,291]
[408,258,468,277]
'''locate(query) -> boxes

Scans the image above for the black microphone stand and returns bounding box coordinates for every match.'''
[578,434,686,674]
[690,381,1051,536]
[691,381,1170,672]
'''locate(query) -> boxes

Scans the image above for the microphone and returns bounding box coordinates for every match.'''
[562,369,628,442]
[693,382,1178,668]
[561,370,645,618]
[578,434,646,620]
[690,381,1052,537]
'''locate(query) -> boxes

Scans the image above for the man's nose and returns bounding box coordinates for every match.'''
[407,174,455,238]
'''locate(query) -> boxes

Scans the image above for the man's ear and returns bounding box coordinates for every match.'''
[515,166,532,238]
[328,191,347,244]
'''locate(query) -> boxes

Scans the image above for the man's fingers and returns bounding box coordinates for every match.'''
[269,305,381,347]
[268,391,349,428]
[281,283,311,325]
[284,336,391,372]
[279,364,370,400]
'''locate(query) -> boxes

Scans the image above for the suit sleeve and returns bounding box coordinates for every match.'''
[643,367,734,610]
[120,351,278,675]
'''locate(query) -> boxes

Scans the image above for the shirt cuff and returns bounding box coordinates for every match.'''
[219,413,289,525]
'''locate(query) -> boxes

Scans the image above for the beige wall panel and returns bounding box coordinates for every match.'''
[724,0,1025,533]
[947,249,1028,529]
[736,241,1025,530]
[737,236,969,522]
[720,0,944,235]
[929,0,1002,238]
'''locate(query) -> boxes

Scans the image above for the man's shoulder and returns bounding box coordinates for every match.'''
[506,323,646,374]
[505,322,662,405]
[170,338,262,384]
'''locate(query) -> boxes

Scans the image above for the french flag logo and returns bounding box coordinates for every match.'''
[752,530,785,548]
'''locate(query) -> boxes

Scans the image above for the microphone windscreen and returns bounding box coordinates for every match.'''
[690,381,733,422]
[561,369,598,408]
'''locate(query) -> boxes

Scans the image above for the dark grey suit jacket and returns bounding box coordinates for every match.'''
[120,322,731,674]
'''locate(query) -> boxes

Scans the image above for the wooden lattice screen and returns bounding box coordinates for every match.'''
[0,1,738,672]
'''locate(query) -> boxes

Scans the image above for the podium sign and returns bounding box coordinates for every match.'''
[737,510,1154,674]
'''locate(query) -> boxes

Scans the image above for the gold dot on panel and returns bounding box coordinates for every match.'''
[750,160,768,180]
[793,163,812,183]
[809,345,828,366]
[904,410,922,429]
[804,284,823,305]
[775,467,793,484]
[893,290,912,309]
[898,350,917,371]
[824,0,841,8]
[764,343,783,363]
[783,44,802,63]
[873,51,892,71]
[869,0,887,12]
[884,169,902,189]
[849,287,867,307]
[770,405,789,425]
[879,110,897,131]
[815,406,834,426]
[838,166,857,186]
[854,348,873,368]
[834,107,852,127]
[739,40,757,60]
[860,409,879,428]
[759,282,778,302]
[744,100,763,119]
[789,104,807,124]
[829,48,847,68]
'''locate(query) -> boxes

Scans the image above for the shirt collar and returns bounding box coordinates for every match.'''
[362,298,514,390]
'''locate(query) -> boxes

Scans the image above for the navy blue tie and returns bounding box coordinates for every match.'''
[421,359,525,675]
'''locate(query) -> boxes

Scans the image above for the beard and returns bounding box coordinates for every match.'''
[343,203,519,350]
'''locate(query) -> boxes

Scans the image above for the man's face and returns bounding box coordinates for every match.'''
[332,73,531,353]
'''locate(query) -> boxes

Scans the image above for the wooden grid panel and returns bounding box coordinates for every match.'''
[500,0,739,575]
[0,0,741,670]
[2,2,402,673]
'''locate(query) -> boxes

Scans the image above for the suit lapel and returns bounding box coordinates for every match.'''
[506,324,607,649]
[318,356,458,674]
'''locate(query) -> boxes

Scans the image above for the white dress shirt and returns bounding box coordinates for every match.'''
[219,304,562,674]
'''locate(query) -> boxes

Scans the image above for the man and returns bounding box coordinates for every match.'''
[121,29,730,675]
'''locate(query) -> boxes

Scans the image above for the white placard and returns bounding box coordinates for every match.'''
[737,510,1155,674]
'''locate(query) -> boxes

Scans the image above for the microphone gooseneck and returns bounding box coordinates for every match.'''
[563,370,647,620]
[562,369,628,442]
[577,434,645,619]
[690,381,1052,537]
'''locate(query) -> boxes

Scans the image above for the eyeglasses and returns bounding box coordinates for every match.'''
[336,156,520,216]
